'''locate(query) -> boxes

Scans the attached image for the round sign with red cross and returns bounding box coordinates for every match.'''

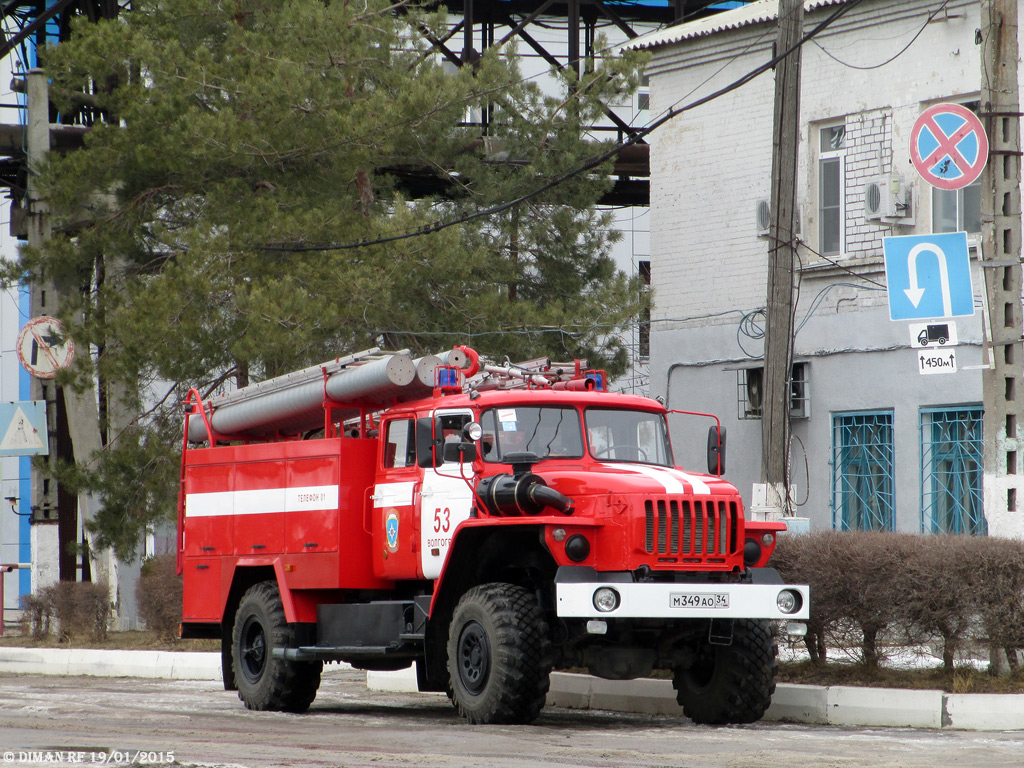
[910,103,988,191]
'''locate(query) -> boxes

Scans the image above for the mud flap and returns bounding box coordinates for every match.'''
[709,618,734,646]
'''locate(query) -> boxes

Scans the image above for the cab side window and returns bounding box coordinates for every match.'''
[439,413,472,463]
[383,419,416,469]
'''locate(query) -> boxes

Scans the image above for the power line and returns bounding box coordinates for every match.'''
[260,0,871,254]
[809,0,952,71]
[794,239,887,288]
[372,309,752,341]
[795,281,886,335]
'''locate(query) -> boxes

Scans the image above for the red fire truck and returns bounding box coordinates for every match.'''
[178,347,808,725]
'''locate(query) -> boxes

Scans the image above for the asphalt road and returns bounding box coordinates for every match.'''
[1,669,1022,768]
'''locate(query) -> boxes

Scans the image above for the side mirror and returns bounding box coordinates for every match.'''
[416,416,443,468]
[706,425,726,476]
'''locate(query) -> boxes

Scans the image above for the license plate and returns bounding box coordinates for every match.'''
[670,592,729,609]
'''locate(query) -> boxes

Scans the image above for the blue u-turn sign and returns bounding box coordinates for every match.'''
[882,233,975,320]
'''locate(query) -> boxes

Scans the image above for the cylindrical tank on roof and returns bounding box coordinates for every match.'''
[437,348,467,369]
[187,354,417,442]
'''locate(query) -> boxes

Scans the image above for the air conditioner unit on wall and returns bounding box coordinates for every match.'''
[756,199,802,237]
[756,199,772,236]
[864,175,914,224]
[736,363,808,420]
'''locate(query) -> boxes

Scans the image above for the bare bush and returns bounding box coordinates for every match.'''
[774,530,1024,675]
[17,581,110,642]
[20,591,52,639]
[775,531,915,669]
[136,554,182,640]
[900,535,980,673]
[774,531,844,664]
[42,581,111,642]
[970,536,1024,672]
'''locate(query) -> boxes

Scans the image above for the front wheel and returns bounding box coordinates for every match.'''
[447,583,552,724]
[232,581,322,713]
[672,619,778,725]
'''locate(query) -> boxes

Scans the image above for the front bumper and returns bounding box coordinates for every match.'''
[555,579,809,621]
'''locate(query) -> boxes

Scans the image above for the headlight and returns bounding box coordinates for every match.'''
[761,532,775,547]
[777,589,802,615]
[593,587,620,613]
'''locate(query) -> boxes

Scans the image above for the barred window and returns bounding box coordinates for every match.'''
[920,407,985,535]
[831,411,894,531]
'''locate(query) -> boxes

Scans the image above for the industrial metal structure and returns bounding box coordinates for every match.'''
[0,0,742,214]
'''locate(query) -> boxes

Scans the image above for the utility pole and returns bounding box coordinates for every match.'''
[980,0,1024,539]
[25,69,117,615]
[760,0,803,516]
[25,69,63,588]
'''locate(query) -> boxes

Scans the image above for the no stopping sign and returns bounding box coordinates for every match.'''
[17,316,75,379]
[910,103,988,190]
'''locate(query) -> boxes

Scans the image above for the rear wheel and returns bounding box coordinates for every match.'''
[447,583,551,724]
[221,624,237,691]
[232,581,322,713]
[672,619,777,725]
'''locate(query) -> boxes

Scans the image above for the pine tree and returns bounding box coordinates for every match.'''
[8,0,647,558]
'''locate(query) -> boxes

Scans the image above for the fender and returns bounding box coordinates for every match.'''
[428,516,583,617]
[220,557,322,625]
[744,519,787,568]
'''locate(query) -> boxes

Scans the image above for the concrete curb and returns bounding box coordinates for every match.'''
[367,665,1024,731]
[0,647,357,681]
[3,648,1022,730]
[0,647,223,681]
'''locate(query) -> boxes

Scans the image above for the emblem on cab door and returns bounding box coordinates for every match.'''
[385,510,399,553]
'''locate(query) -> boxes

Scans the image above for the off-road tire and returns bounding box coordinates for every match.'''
[232,581,322,713]
[221,627,237,691]
[672,618,778,725]
[447,583,552,724]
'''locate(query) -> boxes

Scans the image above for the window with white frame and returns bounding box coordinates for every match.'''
[932,101,982,234]
[933,179,981,234]
[818,123,847,257]
[637,74,650,112]
[931,101,982,234]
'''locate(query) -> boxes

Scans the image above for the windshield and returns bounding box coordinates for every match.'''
[480,407,584,462]
[585,408,673,466]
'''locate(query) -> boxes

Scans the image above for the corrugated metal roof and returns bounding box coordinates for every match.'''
[624,0,849,50]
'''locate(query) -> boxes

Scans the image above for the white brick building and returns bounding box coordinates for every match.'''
[631,0,1013,534]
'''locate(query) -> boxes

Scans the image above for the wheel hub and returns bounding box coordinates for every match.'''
[240,617,267,684]
[457,620,491,695]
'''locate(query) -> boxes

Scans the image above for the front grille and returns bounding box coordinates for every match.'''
[644,498,737,558]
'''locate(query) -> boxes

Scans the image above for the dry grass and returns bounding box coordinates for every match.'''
[0,628,217,652]
[779,659,1024,694]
